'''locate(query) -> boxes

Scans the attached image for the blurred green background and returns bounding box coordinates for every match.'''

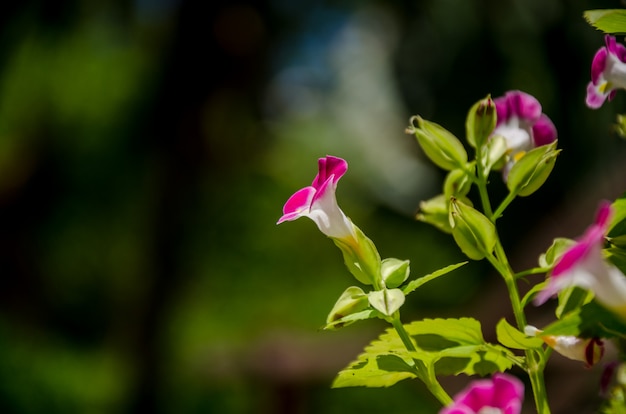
[0,0,625,413]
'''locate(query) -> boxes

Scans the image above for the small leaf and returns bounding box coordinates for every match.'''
[323,309,381,330]
[402,261,468,295]
[368,288,405,316]
[584,9,626,34]
[496,319,543,350]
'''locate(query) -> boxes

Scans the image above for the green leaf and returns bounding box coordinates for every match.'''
[332,318,515,389]
[323,309,381,330]
[584,9,626,34]
[556,286,593,319]
[324,286,372,330]
[541,301,626,339]
[402,261,468,295]
[496,318,543,350]
[332,353,418,388]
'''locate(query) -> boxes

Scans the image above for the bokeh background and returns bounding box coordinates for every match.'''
[0,0,625,413]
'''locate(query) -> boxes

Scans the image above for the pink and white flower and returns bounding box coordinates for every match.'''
[492,91,557,178]
[440,372,524,414]
[534,201,626,317]
[586,35,626,109]
[277,155,355,240]
[524,326,604,367]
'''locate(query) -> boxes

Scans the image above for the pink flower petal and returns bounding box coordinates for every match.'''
[586,81,608,109]
[506,90,542,121]
[277,186,316,224]
[590,47,608,85]
[532,114,557,147]
[312,155,347,189]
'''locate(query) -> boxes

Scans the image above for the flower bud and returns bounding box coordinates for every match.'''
[381,258,410,288]
[407,116,468,171]
[444,165,474,199]
[506,141,560,197]
[466,95,497,149]
[325,286,369,329]
[416,194,452,233]
[449,197,496,260]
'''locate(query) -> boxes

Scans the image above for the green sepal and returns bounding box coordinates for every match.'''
[333,224,381,285]
[323,309,382,330]
[538,237,576,269]
[368,288,405,316]
[381,258,410,288]
[584,9,626,34]
[324,286,370,330]
[481,134,507,175]
[408,116,468,171]
[466,95,496,149]
[332,318,515,389]
[416,194,452,233]
[449,197,496,260]
[496,318,543,350]
[506,142,560,197]
[402,261,468,295]
[444,165,474,199]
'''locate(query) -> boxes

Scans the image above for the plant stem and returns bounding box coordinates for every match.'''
[493,190,517,221]
[390,314,452,406]
[486,243,551,414]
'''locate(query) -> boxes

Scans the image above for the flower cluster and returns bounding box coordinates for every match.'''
[278,24,626,414]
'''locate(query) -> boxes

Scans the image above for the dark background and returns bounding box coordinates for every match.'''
[0,0,624,413]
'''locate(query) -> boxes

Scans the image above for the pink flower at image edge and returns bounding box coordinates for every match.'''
[440,373,524,414]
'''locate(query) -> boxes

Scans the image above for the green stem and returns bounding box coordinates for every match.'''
[492,190,517,221]
[390,314,452,406]
[475,160,494,219]
[486,243,551,414]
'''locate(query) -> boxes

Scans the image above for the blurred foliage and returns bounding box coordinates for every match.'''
[0,0,622,413]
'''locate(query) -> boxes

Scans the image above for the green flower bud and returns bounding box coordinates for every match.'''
[444,164,474,199]
[466,95,497,149]
[325,286,370,329]
[449,197,496,260]
[381,258,410,288]
[506,141,560,197]
[416,194,452,233]
[407,116,468,171]
[368,288,405,316]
